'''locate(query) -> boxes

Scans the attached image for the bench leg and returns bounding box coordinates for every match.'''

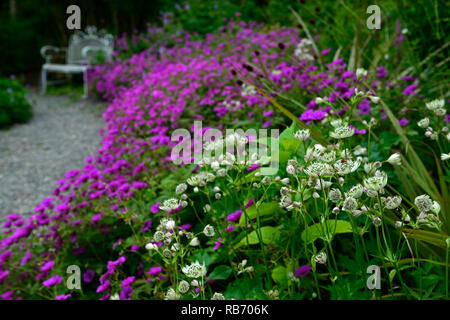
[41,68,47,95]
[82,70,88,99]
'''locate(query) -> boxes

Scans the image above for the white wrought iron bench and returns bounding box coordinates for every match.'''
[40,26,114,98]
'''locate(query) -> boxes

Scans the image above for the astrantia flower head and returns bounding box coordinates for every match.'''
[363,170,388,191]
[382,195,402,210]
[165,288,181,300]
[159,198,181,212]
[211,292,225,300]
[441,153,450,161]
[182,261,207,278]
[342,197,358,212]
[175,183,187,194]
[203,224,215,237]
[294,129,310,141]
[279,195,292,208]
[333,159,360,175]
[329,188,342,203]
[346,184,364,199]
[178,280,190,294]
[426,99,444,111]
[414,194,432,212]
[304,162,331,177]
[313,252,327,265]
[329,126,355,139]
[417,118,430,128]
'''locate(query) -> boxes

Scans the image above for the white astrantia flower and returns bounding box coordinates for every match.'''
[189,237,200,246]
[329,188,342,203]
[145,243,158,251]
[203,224,215,237]
[342,196,358,212]
[241,83,256,97]
[430,201,441,215]
[333,159,360,175]
[441,153,450,161]
[313,252,327,265]
[286,164,295,175]
[434,108,446,117]
[310,178,332,190]
[346,184,364,199]
[353,145,367,156]
[425,99,444,111]
[279,195,293,208]
[216,168,226,178]
[163,219,176,230]
[175,183,187,194]
[414,194,432,212]
[363,170,388,191]
[386,153,402,166]
[165,288,181,300]
[368,96,380,104]
[304,162,332,177]
[110,293,120,300]
[178,280,190,294]
[364,161,382,174]
[159,198,181,212]
[321,150,337,163]
[330,119,345,128]
[356,68,368,79]
[329,126,355,139]
[294,129,311,141]
[153,231,165,242]
[294,39,314,61]
[211,292,225,300]
[382,196,402,210]
[373,216,382,227]
[187,175,201,186]
[417,118,430,128]
[182,261,207,279]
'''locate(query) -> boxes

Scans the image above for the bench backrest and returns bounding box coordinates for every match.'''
[67,26,114,65]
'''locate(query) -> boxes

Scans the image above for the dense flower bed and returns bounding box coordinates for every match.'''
[1,20,448,300]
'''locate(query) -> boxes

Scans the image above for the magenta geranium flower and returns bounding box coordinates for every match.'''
[121,276,135,287]
[120,286,133,300]
[299,109,327,123]
[227,210,242,222]
[83,269,95,283]
[295,265,312,277]
[43,275,63,288]
[147,266,162,276]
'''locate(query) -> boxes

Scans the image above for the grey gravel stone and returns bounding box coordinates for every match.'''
[0,91,106,220]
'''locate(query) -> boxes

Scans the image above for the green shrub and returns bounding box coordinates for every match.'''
[0,78,32,128]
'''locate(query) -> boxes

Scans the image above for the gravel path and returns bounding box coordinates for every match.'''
[0,91,106,219]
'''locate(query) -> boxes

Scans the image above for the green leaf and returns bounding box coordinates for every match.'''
[271,266,288,285]
[238,202,283,226]
[209,265,232,280]
[279,122,302,153]
[235,226,280,248]
[301,220,354,244]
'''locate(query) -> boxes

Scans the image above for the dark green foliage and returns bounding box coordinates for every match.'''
[0,78,32,128]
